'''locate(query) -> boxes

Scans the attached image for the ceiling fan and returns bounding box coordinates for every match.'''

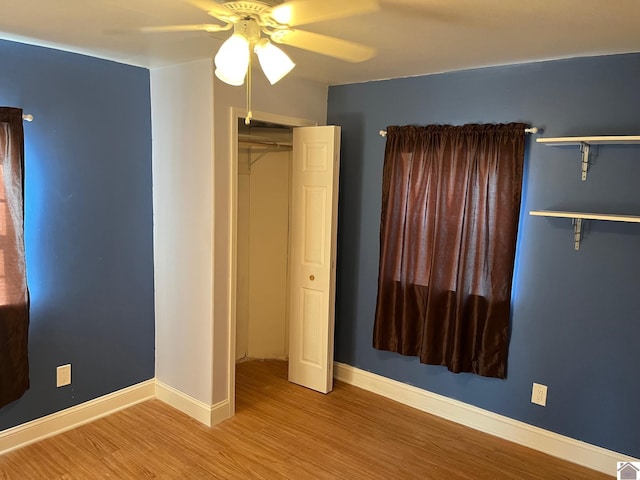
[143,0,379,78]
[142,0,378,123]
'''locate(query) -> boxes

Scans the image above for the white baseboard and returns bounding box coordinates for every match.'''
[155,381,231,427]
[0,379,155,456]
[334,362,638,476]
[0,379,233,456]
[209,399,232,426]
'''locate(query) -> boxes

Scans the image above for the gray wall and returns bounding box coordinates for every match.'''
[328,53,640,457]
[0,39,154,429]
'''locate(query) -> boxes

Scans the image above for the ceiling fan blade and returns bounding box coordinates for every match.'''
[269,0,379,27]
[139,23,232,33]
[270,29,376,63]
[186,0,240,23]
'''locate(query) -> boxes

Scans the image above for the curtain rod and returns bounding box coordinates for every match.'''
[379,126,539,137]
[22,114,33,122]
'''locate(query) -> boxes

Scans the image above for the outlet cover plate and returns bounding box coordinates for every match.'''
[531,382,547,406]
[57,364,71,387]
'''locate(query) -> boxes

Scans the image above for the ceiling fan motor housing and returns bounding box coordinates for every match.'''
[223,1,288,28]
[224,1,274,17]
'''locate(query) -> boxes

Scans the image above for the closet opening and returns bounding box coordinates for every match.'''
[234,117,294,398]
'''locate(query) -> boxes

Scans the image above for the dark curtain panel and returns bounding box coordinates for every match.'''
[0,107,30,407]
[373,123,525,378]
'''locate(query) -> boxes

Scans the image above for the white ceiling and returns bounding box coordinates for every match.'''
[1,0,639,86]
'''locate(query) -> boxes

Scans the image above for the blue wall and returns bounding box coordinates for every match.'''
[328,54,640,458]
[0,40,154,429]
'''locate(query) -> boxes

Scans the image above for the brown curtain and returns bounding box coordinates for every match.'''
[373,123,525,379]
[0,107,30,407]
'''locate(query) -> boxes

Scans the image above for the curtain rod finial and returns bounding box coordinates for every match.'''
[22,114,33,122]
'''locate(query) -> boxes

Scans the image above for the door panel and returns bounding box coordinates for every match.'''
[288,126,340,394]
[301,289,322,365]
[303,186,327,265]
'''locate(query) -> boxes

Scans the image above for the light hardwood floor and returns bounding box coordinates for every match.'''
[0,360,609,479]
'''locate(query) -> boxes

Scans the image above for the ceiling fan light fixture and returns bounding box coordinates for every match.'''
[214,33,250,85]
[254,38,296,85]
[214,67,246,86]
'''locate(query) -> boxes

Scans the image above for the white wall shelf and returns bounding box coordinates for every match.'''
[529,210,640,222]
[529,210,640,250]
[536,136,640,146]
[536,135,640,181]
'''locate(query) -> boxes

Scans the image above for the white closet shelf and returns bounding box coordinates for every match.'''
[529,210,640,250]
[536,135,640,146]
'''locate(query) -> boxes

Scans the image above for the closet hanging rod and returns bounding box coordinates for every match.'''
[239,140,292,149]
[378,126,539,137]
[22,114,33,122]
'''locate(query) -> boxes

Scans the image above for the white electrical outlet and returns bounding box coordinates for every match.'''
[56,364,71,387]
[531,382,547,406]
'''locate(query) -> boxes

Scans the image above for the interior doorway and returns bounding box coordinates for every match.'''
[229,109,341,415]
[229,109,316,414]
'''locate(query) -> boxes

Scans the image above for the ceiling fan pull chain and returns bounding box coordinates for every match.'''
[245,53,253,126]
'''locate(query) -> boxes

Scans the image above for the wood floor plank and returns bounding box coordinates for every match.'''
[0,360,610,479]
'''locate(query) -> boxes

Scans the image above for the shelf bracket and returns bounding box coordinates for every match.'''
[579,142,590,181]
[572,218,583,250]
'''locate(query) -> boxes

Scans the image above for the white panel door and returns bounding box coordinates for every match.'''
[288,126,340,394]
